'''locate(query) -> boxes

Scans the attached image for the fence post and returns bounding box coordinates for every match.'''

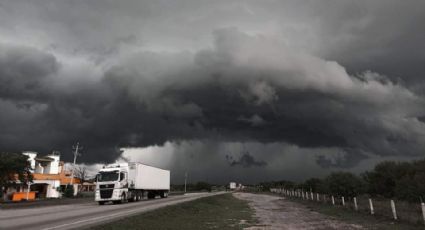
[317,193,320,201]
[342,196,345,206]
[421,203,425,225]
[311,192,314,200]
[331,196,335,205]
[369,198,374,215]
[354,197,358,211]
[390,200,397,220]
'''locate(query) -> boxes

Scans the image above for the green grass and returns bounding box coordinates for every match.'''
[90,193,255,230]
[288,197,424,230]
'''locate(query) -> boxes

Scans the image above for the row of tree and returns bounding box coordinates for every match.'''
[171,182,213,192]
[260,159,425,202]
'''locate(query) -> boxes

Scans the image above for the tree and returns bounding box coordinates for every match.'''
[73,165,88,183]
[363,161,411,198]
[394,159,425,202]
[194,182,212,192]
[0,153,33,200]
[302,178,324,193]
[323,172,364,197]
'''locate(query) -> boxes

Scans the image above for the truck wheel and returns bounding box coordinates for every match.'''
[113,193,126,204]
[160,191,168,198]
[147,192,155,199]
[98,201,105,205]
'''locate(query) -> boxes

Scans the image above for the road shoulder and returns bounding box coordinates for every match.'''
[234,192,363,230]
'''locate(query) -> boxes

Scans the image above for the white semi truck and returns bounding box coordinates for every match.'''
[95,162,170,205]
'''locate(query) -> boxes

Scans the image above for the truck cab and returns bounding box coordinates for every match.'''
[95,164,129,205]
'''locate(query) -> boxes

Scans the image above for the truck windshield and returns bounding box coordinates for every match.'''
[97,171,119,182]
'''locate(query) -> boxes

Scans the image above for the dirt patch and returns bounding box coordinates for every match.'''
[234,193,364,230]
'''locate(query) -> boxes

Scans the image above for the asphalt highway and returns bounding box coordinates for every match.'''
[0,192,224,230]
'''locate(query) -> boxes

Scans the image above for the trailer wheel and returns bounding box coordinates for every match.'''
[160,191,168,198]
[147,192,155,199]
[128,193,135,202]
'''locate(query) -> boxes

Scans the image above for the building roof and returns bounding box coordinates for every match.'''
[35,156,54,162]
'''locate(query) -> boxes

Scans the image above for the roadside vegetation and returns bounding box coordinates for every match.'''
[0,152,33,201]
[90,193,255,230]
[261,158,425,227]
[260,158,425,202]
[290,197,424,230]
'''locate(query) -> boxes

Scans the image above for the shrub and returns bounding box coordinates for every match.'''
[63,185,75,198]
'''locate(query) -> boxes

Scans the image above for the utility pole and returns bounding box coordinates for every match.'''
[70,142,82,185]
[26,182,31,200]
[184,172,187,194]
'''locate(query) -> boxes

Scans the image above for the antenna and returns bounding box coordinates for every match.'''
[70,142,83,185]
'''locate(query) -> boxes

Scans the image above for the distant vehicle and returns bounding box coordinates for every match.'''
[95,162,170,205]
[229,182,237,190]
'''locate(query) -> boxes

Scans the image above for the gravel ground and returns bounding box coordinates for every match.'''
[234,193,364,230]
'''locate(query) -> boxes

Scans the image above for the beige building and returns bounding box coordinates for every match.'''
[4,151,81,201]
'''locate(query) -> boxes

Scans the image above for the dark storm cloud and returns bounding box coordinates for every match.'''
[226,151,267,168]
[315,149,369,169]
[0,44,58,101]
[0,0,424,177]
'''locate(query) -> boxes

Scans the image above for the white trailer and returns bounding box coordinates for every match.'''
[95,162,170,205]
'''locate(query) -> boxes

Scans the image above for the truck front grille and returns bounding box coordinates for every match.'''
[99,184,115,189]
[100,189,113,199]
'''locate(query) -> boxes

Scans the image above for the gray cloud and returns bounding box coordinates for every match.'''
[0,1,424,182]
[0,44,58,101]
[226,151,267,168]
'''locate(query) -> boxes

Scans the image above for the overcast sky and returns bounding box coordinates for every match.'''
[1,0,424,184]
